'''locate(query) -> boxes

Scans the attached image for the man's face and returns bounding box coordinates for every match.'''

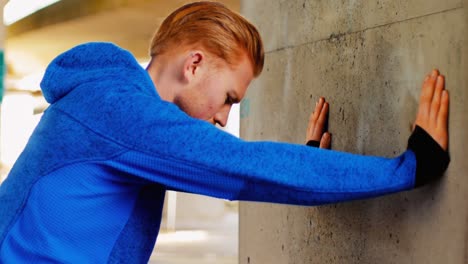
[174,55,254,127]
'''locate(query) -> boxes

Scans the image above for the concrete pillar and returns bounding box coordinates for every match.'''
[239,1,467,263]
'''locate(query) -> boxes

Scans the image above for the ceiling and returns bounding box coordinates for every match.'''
[5,0,239,79]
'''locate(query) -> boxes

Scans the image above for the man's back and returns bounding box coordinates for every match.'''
[0,43,167,263]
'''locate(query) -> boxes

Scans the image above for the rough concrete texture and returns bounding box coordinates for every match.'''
[239,1,468,263]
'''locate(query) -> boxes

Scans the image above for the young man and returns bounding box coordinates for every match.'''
[0,1,449,263]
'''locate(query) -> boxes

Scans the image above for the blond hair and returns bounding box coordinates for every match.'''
[150,1,264,77]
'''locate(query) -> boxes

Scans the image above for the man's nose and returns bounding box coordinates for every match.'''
[213,105,232,127]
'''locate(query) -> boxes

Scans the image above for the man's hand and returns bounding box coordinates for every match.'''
[408,69,450,187]
[414,69,449,150]
[306,97,331,149]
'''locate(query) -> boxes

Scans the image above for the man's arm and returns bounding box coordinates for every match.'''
[65,69,448,206]
[83,92,418,206]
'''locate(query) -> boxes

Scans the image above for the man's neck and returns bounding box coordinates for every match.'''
[146,57,176,102]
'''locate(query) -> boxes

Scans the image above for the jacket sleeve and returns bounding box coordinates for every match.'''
[60,88,417,206]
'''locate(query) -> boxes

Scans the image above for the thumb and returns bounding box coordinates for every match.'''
[319,133,331,149]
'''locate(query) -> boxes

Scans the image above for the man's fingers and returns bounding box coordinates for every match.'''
[318,102,328,124]
[307,98,327,142]
[418,70,439,117]
[310,97,324,122]
[437,90,449,129]
[313,102,328,139]
[319,132,331,149]
[429,75,444,125]
[306,97,331,145]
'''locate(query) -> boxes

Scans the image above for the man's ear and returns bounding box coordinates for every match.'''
[183,51,204,83]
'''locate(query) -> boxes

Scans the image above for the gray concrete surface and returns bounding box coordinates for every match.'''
[239,0,468,263]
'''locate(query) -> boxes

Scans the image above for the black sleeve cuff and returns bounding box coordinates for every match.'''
[306,140,320,148]
[407,125,450,187]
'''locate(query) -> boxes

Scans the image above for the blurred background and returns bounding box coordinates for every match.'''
[0,1,240,263]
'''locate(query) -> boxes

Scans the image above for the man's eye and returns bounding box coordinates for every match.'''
[225,95,233,105]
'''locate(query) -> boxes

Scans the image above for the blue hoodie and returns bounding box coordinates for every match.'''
[0,43,416,263]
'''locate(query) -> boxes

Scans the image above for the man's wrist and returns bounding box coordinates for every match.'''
[306,140,320,148]
[407,125,450,187]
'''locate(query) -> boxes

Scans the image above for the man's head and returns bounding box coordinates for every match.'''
[150,1,264,77]
[147,1,264,126]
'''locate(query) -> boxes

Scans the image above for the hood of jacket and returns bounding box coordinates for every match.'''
[40,42,155,104]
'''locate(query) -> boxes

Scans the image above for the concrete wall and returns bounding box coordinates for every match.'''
[239,1,468,263]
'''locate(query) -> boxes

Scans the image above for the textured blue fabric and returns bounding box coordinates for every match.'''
[0,42,417,263]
